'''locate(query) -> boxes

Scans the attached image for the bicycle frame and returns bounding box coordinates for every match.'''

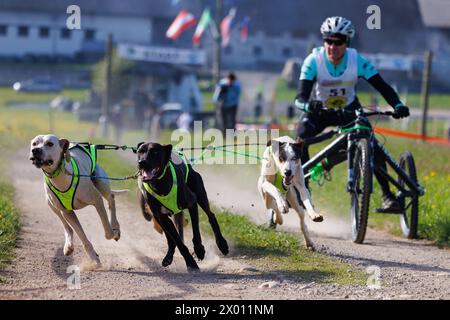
[302,109,425,200]
[373,140,425,197]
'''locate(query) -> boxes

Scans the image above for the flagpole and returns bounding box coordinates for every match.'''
[213,0,223,85]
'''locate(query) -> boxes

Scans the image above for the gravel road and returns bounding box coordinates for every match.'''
[0,146,448,300]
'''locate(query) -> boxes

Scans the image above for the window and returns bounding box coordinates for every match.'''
[61,28,71,39]
[282,47,292,58]
[84,29,96,40]
[18,25,29,37]
[253,46,262,57]
[0,24,7,36]
[39,26,50,38]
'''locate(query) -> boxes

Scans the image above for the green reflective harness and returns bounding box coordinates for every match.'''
[269,146,288,195]
[44,144,97,211]
[142,151,190,215]
[274,169,288,195]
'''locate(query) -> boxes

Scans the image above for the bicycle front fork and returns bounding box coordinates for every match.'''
[346,136,374,194]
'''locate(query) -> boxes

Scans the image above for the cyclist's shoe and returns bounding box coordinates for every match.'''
[381,194,402,211]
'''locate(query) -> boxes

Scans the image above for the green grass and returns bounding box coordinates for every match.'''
[0,180,20,271]
[0,86,88,105]
[201,209,365,285]
[201,89,215,112]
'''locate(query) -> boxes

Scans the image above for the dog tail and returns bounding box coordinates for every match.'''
[112,189,129,195]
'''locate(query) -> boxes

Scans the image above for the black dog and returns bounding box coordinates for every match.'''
[136,142,229,270]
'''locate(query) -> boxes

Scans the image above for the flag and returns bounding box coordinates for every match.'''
[220,7,237,47]
[192,8,212,45]
[166,9,197,40]
[239,16,250,43]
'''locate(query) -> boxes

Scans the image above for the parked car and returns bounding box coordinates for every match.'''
[13,78,62,93]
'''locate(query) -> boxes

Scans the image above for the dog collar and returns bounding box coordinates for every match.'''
[156,163,169,180]
[43,156,66,179]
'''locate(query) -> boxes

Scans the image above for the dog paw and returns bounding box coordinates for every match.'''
[311,214,323,222]
[187,265,200,273]
[217,238,229,256]
[306,244,315,251]
[162,254,174,267]
[194,244,206,260]
[63,244,74,256]
[113,229,121,241]
[186,258,200,271]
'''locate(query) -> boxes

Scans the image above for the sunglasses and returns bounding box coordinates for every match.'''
[325,38,346,46]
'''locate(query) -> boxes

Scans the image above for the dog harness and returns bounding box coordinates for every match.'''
[142,151,190,214]
[268,146,288,195]
[44,144,97,211]
[274,169,288,195]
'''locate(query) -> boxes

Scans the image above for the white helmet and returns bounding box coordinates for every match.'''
[320,16,355,40]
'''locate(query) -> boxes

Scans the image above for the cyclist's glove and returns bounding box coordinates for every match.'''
[392,105,410,119]
[307,100,323,113]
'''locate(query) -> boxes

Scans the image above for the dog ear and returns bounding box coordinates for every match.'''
[294,137,304,149]
[162,144,173,166]
[59,138,71,163]
[292,138,304,159]
[135,142,145,154]
[162,144,173,158]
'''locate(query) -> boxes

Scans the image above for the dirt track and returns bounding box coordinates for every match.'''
[0,148,449,300]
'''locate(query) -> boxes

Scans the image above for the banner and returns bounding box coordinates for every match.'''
[118,43,206,65]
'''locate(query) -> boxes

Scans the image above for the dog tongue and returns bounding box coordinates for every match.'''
[142,168,159,180]
[284,176,293,185]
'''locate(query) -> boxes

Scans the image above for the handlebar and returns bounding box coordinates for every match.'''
[316,107,394,118]
[360,110,394,117]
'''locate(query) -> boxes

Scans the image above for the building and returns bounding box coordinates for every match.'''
[0,0,199,60]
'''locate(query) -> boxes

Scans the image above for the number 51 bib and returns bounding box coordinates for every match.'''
[314,47,358,108]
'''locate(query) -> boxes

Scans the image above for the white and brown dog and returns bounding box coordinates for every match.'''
[29,134,122,267]
[257,136,323,250]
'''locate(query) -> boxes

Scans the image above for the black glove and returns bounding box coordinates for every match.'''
[392,105,410,119]
[307,100,323,113]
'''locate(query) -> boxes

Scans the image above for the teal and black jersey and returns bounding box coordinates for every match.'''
[300,47,378,82]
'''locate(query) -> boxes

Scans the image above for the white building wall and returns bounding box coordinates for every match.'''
[202,29,319,69]
[0,11,151,56]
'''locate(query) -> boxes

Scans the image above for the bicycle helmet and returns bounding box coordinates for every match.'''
[320,16,355,42]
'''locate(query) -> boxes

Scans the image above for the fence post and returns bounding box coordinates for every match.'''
[420,50,433,141]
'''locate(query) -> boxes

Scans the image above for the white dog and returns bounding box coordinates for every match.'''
[258,136,323,250]
[29,134,122,267]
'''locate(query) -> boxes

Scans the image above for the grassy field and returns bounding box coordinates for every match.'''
[0,178,20,272]
[0,87,88,105]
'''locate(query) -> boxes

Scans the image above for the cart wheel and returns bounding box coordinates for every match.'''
[351,138,371,244]
[398,152,419,239]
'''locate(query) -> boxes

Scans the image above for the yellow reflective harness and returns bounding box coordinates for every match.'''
[44,144,97,211]
[269,146,288,195]
[142,151,190,214]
